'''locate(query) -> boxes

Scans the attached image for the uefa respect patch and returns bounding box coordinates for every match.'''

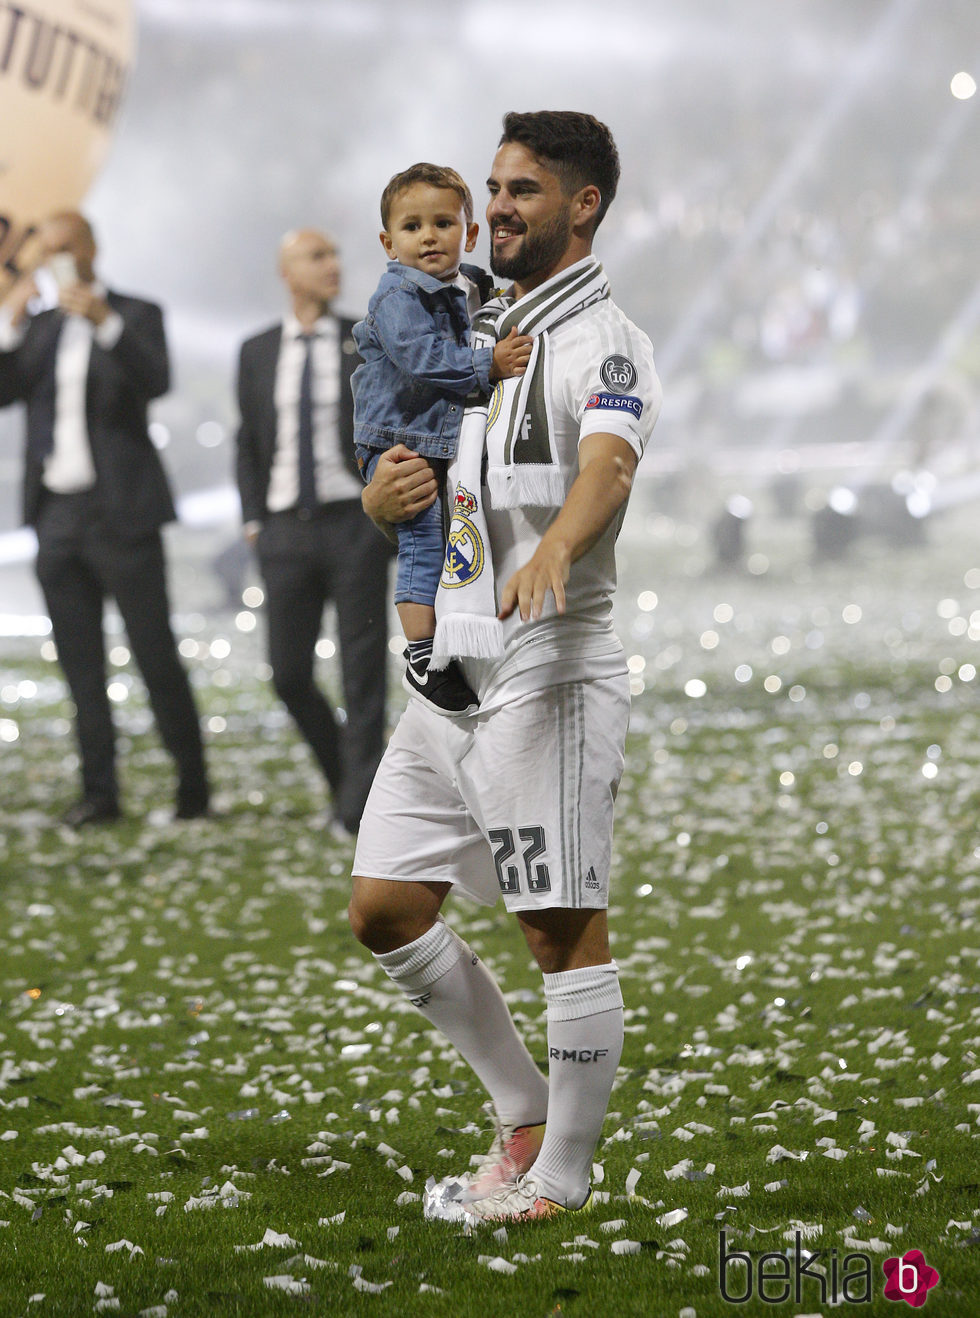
[585,391,643,419]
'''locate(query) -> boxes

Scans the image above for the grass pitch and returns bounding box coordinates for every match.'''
[1,509,979,1316]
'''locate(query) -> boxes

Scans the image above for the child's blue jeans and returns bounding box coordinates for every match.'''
[356,446,445,608]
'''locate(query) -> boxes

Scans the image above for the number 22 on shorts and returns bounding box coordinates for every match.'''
[487,825,552,895]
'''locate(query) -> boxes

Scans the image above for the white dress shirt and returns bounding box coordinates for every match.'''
[0,286,123,493]
[455,269,485,321]
[266,313,362,511]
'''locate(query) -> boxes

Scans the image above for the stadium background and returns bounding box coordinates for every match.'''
[1,0,978,640]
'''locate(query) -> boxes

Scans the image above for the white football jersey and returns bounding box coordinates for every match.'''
[456,292,661,710]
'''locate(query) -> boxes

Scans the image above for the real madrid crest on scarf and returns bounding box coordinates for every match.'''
[442,484,485,590]
[430,396,504,669]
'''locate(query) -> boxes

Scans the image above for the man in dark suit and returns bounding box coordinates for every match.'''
[235,228,391,836]
[0,211,209,827]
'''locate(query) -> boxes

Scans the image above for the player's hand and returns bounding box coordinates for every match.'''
[362,444,438,527]
[498,541,570,622]
[489,328,533,382]
[58,282,110,325]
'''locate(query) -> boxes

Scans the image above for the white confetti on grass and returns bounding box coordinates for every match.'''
[283,1253,338,1272]
[840,1235,891,1253]
[656,1208,689,1228]
[263,1275,310,1295]
[564,1235,600,1250]
[104,1239,144,1257]
[479,1255,518,1274]
[783,1221,823,1242]
[766,1144,809,1163]
[665,1159,693,1180]
[234,1228,301,1252]
[611,1239,642,1255]
[349,1264,393,1293]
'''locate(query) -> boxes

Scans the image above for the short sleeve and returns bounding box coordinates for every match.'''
[566,315,661,460]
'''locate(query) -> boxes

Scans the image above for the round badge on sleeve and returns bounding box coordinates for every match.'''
[599,355,638,394]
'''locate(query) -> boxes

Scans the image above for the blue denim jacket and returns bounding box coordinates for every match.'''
[352,261,494,459]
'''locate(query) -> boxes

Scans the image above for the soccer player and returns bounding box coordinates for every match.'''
[348,110,662,1222]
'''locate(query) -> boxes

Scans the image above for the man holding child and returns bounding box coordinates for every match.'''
[349,110,662,1223]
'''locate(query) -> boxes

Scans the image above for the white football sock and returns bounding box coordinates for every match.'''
[529,962,624,1209]
[374,920,549,1127]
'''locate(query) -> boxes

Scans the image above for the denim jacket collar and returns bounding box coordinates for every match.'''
[385,260,482,297]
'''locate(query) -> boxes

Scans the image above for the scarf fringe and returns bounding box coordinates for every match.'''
[430,613,504,669]
[487,464,566,509]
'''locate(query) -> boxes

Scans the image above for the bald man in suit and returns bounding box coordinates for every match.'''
[234,230,391,835]
[0,212,210,826]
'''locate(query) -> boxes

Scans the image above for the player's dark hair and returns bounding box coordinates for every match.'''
[380,163,474,229]
[498,111,620,230]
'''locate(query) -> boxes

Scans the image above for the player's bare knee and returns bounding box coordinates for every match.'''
[349,877,435,953]
[347,883,388,951]
[519,908,611,974]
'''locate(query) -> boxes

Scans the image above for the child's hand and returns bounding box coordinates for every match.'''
[489,327,534,382]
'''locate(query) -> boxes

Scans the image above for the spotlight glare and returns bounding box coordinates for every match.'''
[727,495,753,520]
[951,71,977,99]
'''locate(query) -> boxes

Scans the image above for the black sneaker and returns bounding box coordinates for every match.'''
[403,649,479,715]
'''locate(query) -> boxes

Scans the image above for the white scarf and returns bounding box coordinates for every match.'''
[430,257,610,669]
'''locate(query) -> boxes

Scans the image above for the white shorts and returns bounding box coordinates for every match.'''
[352,676,631,912]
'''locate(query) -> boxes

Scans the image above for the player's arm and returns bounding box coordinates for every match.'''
[498,432,637,622]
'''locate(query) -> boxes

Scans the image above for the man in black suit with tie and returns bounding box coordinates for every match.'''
[0,211,210,827]
[235,229,391,836]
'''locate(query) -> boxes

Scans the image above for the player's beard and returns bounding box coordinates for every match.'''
[490,201,574,284]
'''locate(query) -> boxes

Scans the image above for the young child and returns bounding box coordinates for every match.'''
[352,162,532,714]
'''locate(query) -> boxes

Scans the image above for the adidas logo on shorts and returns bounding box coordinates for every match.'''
[584,866,600,891]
